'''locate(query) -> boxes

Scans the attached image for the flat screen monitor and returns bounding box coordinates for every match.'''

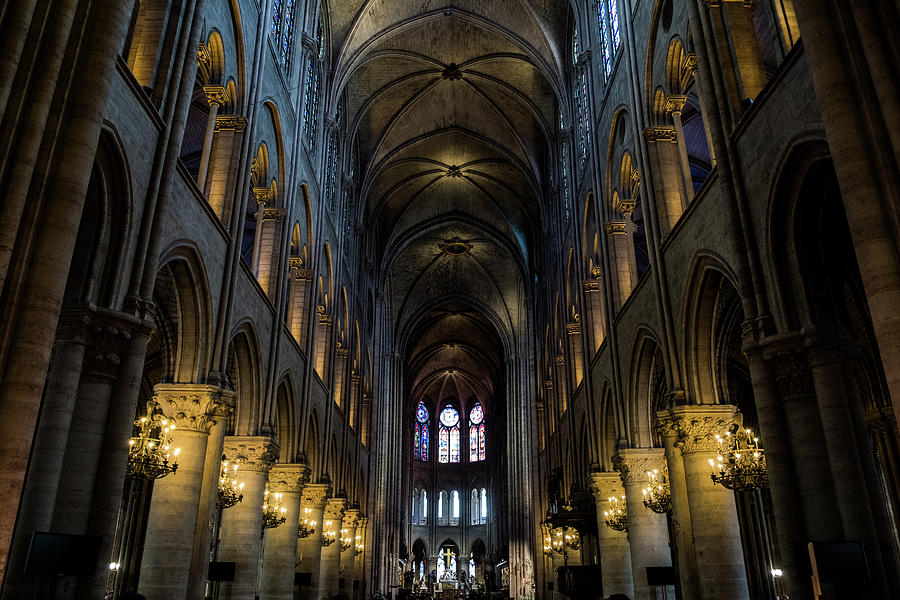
[24,532,101,577]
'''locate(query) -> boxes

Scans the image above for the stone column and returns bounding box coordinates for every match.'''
[554,354,568,414]
[297,483,331,594]
[218,436,279,600]
[613,449,671,600]
[582,275,606,352]
[139,384,225,600]
[604,220,637,308]
[197,85,226,191]
[589,472,634,599]
[260,463,311,600]
[250,187,269,275]
[288,261,312,343]
[659,405,748,600]
[319,497,348,599]
[665,95,696,201]
[354,516,368,593]
[643,125,686,235]
[257,207,286,296]
[565,320,584,387]
[208,115,247,220]
[315,310,333,380]
[341,508,360,594]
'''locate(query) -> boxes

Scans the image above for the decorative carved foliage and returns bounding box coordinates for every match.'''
[656,405,738,454]
[153,384,227,432]
[301,483,332,509]
[589,472,624,501]
[612,448,666,485]
[224,436,280,473]
[269,463,312,493]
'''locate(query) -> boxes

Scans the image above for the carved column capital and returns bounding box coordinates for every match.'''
[82,322,133,377]
[612,448,666,485]
[582,279,600,292]
[343,507,360,528]
[252,187,270,205]
[153,383,227,432]
[664,95,687,115]
[565,321,581,335]
[589,471,625,502]
[325,497,348,520]
[223,435,280,473]
[760,335,815,399]
[301,483,332,509]
[604,220,629,235]
[203,85,228,107]
[656,405,738,454]
[269,463,311,493]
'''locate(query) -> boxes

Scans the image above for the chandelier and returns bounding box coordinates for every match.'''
[340,528,352,552]
[541,525,553,557]
[603,496,628,532]
[355,535,364,556]
[562,527,580,551]
[642,469,672,514]
[321,520,337,547]
[709,427,768,492]
[216,456,244,509]
[126,406,179,480]
[298,507,317,538]
[551,528,565,555]
[262,486,287,529]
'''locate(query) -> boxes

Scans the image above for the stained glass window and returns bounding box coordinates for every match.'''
[469,403,485,462]
[561,142,571,222]
[578,68,590,165]
[597,0,612,79]
[609,0,620,50]
[325,132,338,212]
[302,58,320,152]
[415,401,429,460]
[438,406,460,463]
[271,0,296,71]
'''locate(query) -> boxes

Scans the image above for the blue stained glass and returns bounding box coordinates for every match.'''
[450,427,460,463]
[573,26,579,65]
[609,0,620,50]
[469,403,483,424]
[440,406,459,427]
[562,142,571,221]
[422,423,429,460]
[479,424,485,460]
[272,0,281,36]
[414,423,420,458]
[598,0,612,79]
[439,427,449,463]
[416,402,429,422]
[470,425,478,462]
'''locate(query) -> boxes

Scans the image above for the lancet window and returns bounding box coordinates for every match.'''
[438,406,460,463]
[271,0,296,70]
[469,403,485,462]
[414,401,429,461]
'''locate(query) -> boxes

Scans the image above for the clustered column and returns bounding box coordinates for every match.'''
[658,405,749,600]
[297,483,331,593]
[319,497,348,599]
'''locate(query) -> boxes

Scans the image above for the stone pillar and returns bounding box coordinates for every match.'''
[257,207,286,296]
[582,275,605,352]
[348,373,361,430]
[341,508,360,594]
[319,497,348,599]
[658,405,748,600]
[197,85,226,191]
[613,449,671,600]
[565,320,584,387]
[589,472,634,599]
[260,463,311,600]
[360,395,371,447]
[208,115,247,221]
[218,436,280,600]
[250,188,269,276]
[643,125,686,235]
[288,262,312,343]
[315,309,333,380]
[297,483,331,593]
[718,2,768,100]
[554,354,567,414]
[604,220,637,308]
[139,384,225,600]
[655,410,701,600]
[333,346,349,409]
[665,95,696,201]
[354,516,368,594]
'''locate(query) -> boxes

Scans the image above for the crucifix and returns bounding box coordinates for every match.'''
[442,547,455,569]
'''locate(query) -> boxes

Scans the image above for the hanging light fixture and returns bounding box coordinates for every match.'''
[217,456,244,509]
[642,469,672,514]
[541,524,553,557]
[355,535,364,556]
[126,406,179,480]
[563,527,581,551]
[603,496,628,532]
[340,528,353,552]
[551,528,565,555]
[262,486,287,529]
[298,507,317,538]
[321,520,337,546]
[709,427,768,491]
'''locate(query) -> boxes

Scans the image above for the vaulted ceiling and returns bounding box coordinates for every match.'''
[327,1,570,405]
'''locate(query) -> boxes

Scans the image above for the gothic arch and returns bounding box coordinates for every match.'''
[226,323,263,435]
[626,328,666,447]
[274,375,296,462]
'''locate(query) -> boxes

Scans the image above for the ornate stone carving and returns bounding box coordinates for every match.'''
[664,95,687,115]
[289,256,304,270]
[153,384,226,432]
[301,483,332,509]
[262,207,286,221]
[657,405,738,455]
[762,339,814,399]
[442,64,463,80]
[252,187,270,205]
[612,448,666,485]
[204,85,227,107]
[269,463,311,493]
[325,497,348,520]
[582,279,600,292]
[554,354,565,366]
[336,346,350,359]
[56,310,92,344]
[589,472,624,502]
[591,265,603,278]
[616,198,636,215]
[295,268,314,281]
[214,116,247,133]
[82,324,132,376]
[544,379,553,390]
[565,321,581,335]
[644,126,678,143]
[223,436,279,473]
[604,220,629,235]
[343,507,360,528]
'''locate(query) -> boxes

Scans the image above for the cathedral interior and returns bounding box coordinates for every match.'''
[1,0,899,599]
